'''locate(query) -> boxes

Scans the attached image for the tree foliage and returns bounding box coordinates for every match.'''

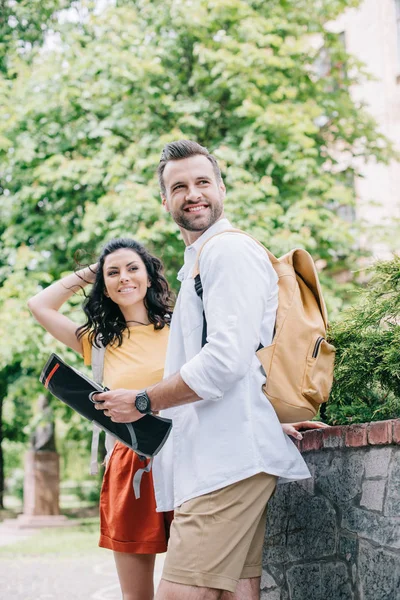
[0,0,74,75]
[0,0,397,480]
[1,1,393,287]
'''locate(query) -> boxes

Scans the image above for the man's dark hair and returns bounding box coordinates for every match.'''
[157,139,222,196]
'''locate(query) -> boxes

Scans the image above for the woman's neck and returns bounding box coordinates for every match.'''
[120,303,150,326]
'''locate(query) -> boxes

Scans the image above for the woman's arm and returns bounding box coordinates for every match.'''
[28,265,97,354]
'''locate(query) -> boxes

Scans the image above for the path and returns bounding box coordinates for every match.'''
[0,523,165,599]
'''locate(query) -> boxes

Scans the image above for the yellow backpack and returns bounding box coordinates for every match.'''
[193,229,336,422]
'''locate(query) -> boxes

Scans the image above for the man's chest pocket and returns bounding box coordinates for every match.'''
[179,279,204,339]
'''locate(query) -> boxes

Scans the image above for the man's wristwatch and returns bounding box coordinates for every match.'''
[135,389,152,415]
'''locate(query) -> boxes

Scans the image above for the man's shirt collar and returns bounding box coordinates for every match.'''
[187,217,232,254]
[177,218,232,282]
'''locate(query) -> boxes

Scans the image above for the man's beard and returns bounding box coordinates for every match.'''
[172,202,223,232]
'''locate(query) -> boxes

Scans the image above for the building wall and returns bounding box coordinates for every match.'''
[261,420,400,600]
[333,0,400,255]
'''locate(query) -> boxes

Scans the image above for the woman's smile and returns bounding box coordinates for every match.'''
[118,286,137,294]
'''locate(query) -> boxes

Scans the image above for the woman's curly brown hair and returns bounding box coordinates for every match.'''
[76,238,173,348]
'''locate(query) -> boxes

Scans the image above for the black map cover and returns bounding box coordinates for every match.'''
[40,353,172,457]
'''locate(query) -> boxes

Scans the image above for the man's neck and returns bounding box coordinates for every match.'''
[180,215,225,247]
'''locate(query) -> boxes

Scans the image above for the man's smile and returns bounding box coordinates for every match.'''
[184,203,209,213]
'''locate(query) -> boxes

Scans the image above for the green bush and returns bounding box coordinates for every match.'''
[327,256,400,424]
[5,467,24,501]
[60,479,101,506]
[74,481,101,505]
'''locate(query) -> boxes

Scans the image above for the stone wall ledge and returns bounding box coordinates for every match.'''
[294,419,400,453]
[263,418,400,599]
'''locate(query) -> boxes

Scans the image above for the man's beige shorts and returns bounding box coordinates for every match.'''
[162,472,277,593]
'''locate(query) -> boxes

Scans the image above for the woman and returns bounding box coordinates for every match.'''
[28,238,174,600]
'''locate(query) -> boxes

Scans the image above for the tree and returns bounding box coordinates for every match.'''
[0,0,74,76]
[0,0,77,506]
[0,0,396,502]
[1,0,394,287]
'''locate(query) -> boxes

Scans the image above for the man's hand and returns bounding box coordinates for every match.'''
[93,388,144,423]
[282,420,330,441]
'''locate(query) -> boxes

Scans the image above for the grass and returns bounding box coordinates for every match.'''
[0,517,101,557]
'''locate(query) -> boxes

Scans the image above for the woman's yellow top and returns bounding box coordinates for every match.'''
[81,325,169,389]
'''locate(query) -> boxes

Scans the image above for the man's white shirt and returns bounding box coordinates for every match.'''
[153,218,310,511]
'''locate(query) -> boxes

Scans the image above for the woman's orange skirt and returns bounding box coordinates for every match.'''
[99,441,174,554]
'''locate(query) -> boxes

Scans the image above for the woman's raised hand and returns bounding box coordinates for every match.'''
[28,262,99,354]
[77,263,98,285]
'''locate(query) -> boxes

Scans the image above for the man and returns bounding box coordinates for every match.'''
[95,140,310,600]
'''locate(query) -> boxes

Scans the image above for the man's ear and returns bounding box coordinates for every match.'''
[161,194,170,213]
[219,179,226,198]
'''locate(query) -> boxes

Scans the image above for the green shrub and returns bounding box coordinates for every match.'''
[74,481,101,505]
[327,256,400,424]
[5,467,24,501]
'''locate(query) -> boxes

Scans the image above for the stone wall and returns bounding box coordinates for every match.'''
[261,420,400,600]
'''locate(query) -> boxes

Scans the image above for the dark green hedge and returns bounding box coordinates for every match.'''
[326,256,400,424]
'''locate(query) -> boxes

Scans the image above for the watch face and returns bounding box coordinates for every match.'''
[136,394,149,413]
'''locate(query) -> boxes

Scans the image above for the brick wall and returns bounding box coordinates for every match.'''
[261,419,400,600]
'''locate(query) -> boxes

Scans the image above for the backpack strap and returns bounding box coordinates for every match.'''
[133,457,154,499]
[90,340,147,499]
[91,341,106,385]
[90,342,106,475]
[192,228,279,279]
[192,229,275,348]
[193,274,208,347]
